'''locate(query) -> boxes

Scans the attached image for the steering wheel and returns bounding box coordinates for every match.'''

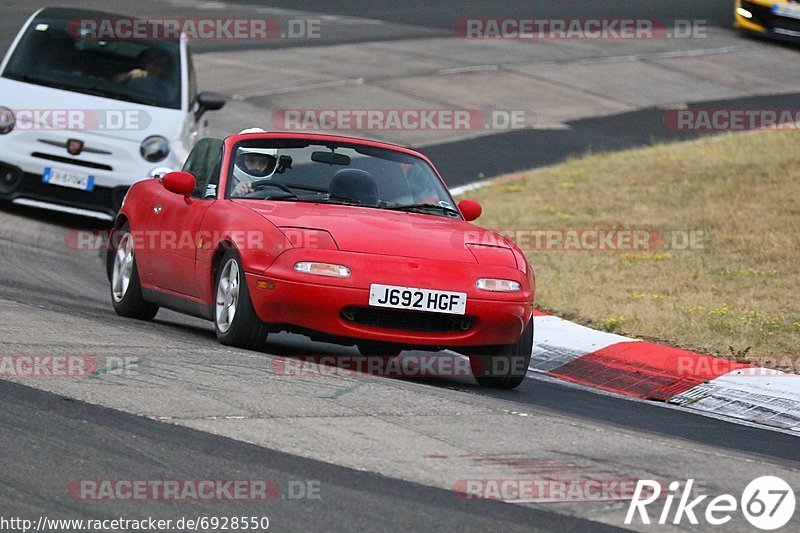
[250,179,294,195]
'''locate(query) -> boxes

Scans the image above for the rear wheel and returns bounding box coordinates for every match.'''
[468,319,533,389]
[110,226,158,320]
[214,250,270,349]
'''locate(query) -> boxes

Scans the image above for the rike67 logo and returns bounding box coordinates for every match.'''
[626,477,795,530]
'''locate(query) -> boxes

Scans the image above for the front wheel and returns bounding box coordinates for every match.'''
[468,319,533,389]
[214,250,270,350]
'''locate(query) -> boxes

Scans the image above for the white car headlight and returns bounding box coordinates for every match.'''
[0,107,15,134]
[294,262,351,278]
[140,135,170,162]
[476,278,521,292]
[149,166,173,178]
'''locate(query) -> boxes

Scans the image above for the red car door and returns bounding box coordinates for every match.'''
[148,191,214,298]
[139,138,224,298]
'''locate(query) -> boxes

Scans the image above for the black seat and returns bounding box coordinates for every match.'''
[329,169,378,205]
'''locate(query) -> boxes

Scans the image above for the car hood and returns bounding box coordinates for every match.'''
[0,77,186,142]
[237,200,512,263]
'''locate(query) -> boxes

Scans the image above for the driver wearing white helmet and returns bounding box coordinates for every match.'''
[231,146,278,197]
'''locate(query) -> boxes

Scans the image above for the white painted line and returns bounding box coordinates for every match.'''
[233,78,365,100]
[516,45,747,68]
[437,65,499,75]
[449,179,497,197]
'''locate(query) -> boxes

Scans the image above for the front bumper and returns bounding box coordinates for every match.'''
[736,1,800,42]
[0,162,127,219]
[245,249,534,348]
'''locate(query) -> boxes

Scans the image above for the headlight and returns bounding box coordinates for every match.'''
[476,278,521,292]
[0,107,15,135]
[140,135,169,162]
[294,262,350,278]
[149,166,173,178]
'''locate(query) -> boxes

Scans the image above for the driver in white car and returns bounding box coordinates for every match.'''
[231,147,278,197]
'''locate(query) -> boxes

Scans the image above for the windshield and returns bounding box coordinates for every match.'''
[227,140,459,217]
[2,17,181,109]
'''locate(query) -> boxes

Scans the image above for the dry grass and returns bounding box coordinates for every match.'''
[458,130,800,367]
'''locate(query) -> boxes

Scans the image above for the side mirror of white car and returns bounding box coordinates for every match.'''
[195,91,226,120]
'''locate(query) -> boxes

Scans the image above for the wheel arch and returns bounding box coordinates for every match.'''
[106,214,131,281]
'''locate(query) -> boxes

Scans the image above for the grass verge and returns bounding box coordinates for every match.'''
[458,130,800,368]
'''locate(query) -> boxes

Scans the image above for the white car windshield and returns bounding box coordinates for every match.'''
[3,16,181,109]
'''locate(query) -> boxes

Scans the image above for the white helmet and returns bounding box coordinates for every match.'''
[234,146,278,181]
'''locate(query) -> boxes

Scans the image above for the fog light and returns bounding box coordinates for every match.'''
[736,8,752,19]
[294,262,350,278]
[476,278,521,292]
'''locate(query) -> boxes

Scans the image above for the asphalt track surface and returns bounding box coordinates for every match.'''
[425,91,800,187]
[0,1,735,53]
[1,1,800,531]
[0,379,612,532]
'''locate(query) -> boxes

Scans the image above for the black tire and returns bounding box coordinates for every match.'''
[468,319,533,389]
[110,225,159,320]
[214,250,270,349]
[356,342,403,357]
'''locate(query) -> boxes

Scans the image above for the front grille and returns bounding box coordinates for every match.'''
[31,152,114,171]
[341,306,474,333]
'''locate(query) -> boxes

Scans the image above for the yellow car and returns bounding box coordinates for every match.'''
[736,0,800,41]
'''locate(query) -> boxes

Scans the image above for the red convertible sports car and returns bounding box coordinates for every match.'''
[107,130,535,388]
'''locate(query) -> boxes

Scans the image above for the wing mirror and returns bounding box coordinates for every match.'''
[195,91,226,120]
[162,171,195,204]
[458,199,482,222]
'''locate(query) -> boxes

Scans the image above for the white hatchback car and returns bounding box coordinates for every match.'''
[0,7,225,220]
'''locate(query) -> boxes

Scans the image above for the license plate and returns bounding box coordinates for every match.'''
[369,284,467,315]
[773,3,800,19]
[42,167,95,191]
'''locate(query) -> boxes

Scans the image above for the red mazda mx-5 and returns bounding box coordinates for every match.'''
[107,131,535,388]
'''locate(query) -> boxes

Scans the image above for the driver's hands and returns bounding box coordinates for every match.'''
[114,69,148,83]
[232,180,253,197]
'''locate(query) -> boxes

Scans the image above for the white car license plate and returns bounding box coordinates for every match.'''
[42,167,95,191]
[369,284,467,315]
[773,3,800,20]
